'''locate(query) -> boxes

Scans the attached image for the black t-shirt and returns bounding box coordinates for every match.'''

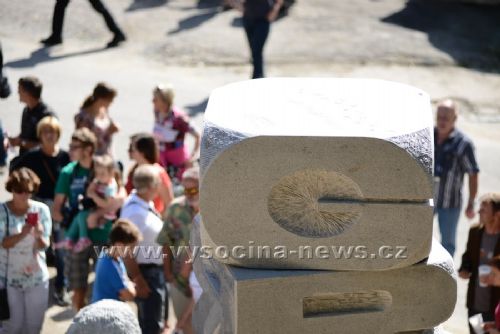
[19,101,56,155]
[12,147,70,200]
[244,0,274,19]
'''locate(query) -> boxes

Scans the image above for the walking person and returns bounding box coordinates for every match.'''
[233,0,283,78]
[434,99,480,258]
[0,168,52,334]
[41,0,126,48]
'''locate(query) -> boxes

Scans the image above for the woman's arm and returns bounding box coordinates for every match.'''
[34,223,50,249]
[267,0,284,22]
[1,224,32,249]
[188,127,201,162]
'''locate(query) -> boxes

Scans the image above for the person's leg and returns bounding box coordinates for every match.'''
[65,246,92,310]
[245,18,270,79]
[53,223,69,304]
[135,266,165,334]
[88,0,125,37]
[437,207,461,257]
[250,19,270,79]
[170,283,193,333]
[42,0,70,44]
[24,281,49,334]
[6,286,25,333]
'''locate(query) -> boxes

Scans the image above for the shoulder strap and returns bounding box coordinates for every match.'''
[41,156,57,185]
[2,203,9,286]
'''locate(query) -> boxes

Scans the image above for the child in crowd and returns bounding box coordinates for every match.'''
[91,219,140,303]
[57,154,119,252]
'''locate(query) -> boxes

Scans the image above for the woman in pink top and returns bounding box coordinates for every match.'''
[75,82,119,156]
[125,133,173,216]
[152,84,200,180]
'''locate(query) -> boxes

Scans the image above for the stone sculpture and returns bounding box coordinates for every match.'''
[193,78,457,333]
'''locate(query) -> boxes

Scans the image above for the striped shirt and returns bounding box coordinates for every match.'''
[434,128,479,208]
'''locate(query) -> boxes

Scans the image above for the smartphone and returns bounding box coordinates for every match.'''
[26,212,39,227]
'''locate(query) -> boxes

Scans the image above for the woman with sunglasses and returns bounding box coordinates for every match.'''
[126,133,173,217]
[0,167,52,334]
[152,85,200,181]
[156,167,200,334]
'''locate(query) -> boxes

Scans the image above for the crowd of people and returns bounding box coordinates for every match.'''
[0,75,201,334]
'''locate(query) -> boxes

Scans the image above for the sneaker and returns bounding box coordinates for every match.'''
[53,288,70,307]
[106,33,126,48]
[73,238,92,253]
[40,35,63,46]
[54,239,74,250]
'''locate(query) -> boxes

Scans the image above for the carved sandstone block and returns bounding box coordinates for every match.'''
[200,78,434,270]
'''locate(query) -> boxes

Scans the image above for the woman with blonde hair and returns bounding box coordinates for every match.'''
[75,82,119,156]
[152,84,200,180]
[10,116,71,305]
[0,168,52,333]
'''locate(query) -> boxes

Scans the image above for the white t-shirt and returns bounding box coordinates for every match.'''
[120,192,163,265]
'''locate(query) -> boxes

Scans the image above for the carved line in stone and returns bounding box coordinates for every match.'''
[267,170,363,238]
[303,290,393,318]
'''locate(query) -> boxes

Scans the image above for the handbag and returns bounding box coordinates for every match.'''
[0,203,10,320]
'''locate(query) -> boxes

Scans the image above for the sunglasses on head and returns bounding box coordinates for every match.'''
[184,187,199,196]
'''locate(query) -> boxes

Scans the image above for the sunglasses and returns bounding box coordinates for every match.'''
[184,187,199,196]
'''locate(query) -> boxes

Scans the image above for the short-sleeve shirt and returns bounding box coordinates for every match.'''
[244,0,274,19]
[0,200,52,289]
[434,128,480,208]
[11,147,70,200]
[54,161,91,209]
[91,253,128,303]
[75,109,115,156]
[153,107,193,147]
[19,102,56,155]
[156,196,195,295]
[120,192,163,265]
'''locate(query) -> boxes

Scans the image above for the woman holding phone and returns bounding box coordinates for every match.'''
[0,168,52,334]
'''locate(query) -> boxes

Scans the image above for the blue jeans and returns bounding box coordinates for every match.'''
[243,17,270,79]
[436,207,461,257]
[136,265,166,334]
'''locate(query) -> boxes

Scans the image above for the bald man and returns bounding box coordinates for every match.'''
[435,99,479,258]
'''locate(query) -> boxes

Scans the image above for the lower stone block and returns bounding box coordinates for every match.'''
[191,219,457,334]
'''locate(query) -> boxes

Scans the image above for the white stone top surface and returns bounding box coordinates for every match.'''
[204,78,431,139]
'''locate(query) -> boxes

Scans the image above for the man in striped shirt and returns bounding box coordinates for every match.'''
[435,99,479,258]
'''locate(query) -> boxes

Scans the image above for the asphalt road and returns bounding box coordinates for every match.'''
[1,0,500,333]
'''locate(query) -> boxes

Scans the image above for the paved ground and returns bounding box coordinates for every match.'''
[1,0,500,333]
